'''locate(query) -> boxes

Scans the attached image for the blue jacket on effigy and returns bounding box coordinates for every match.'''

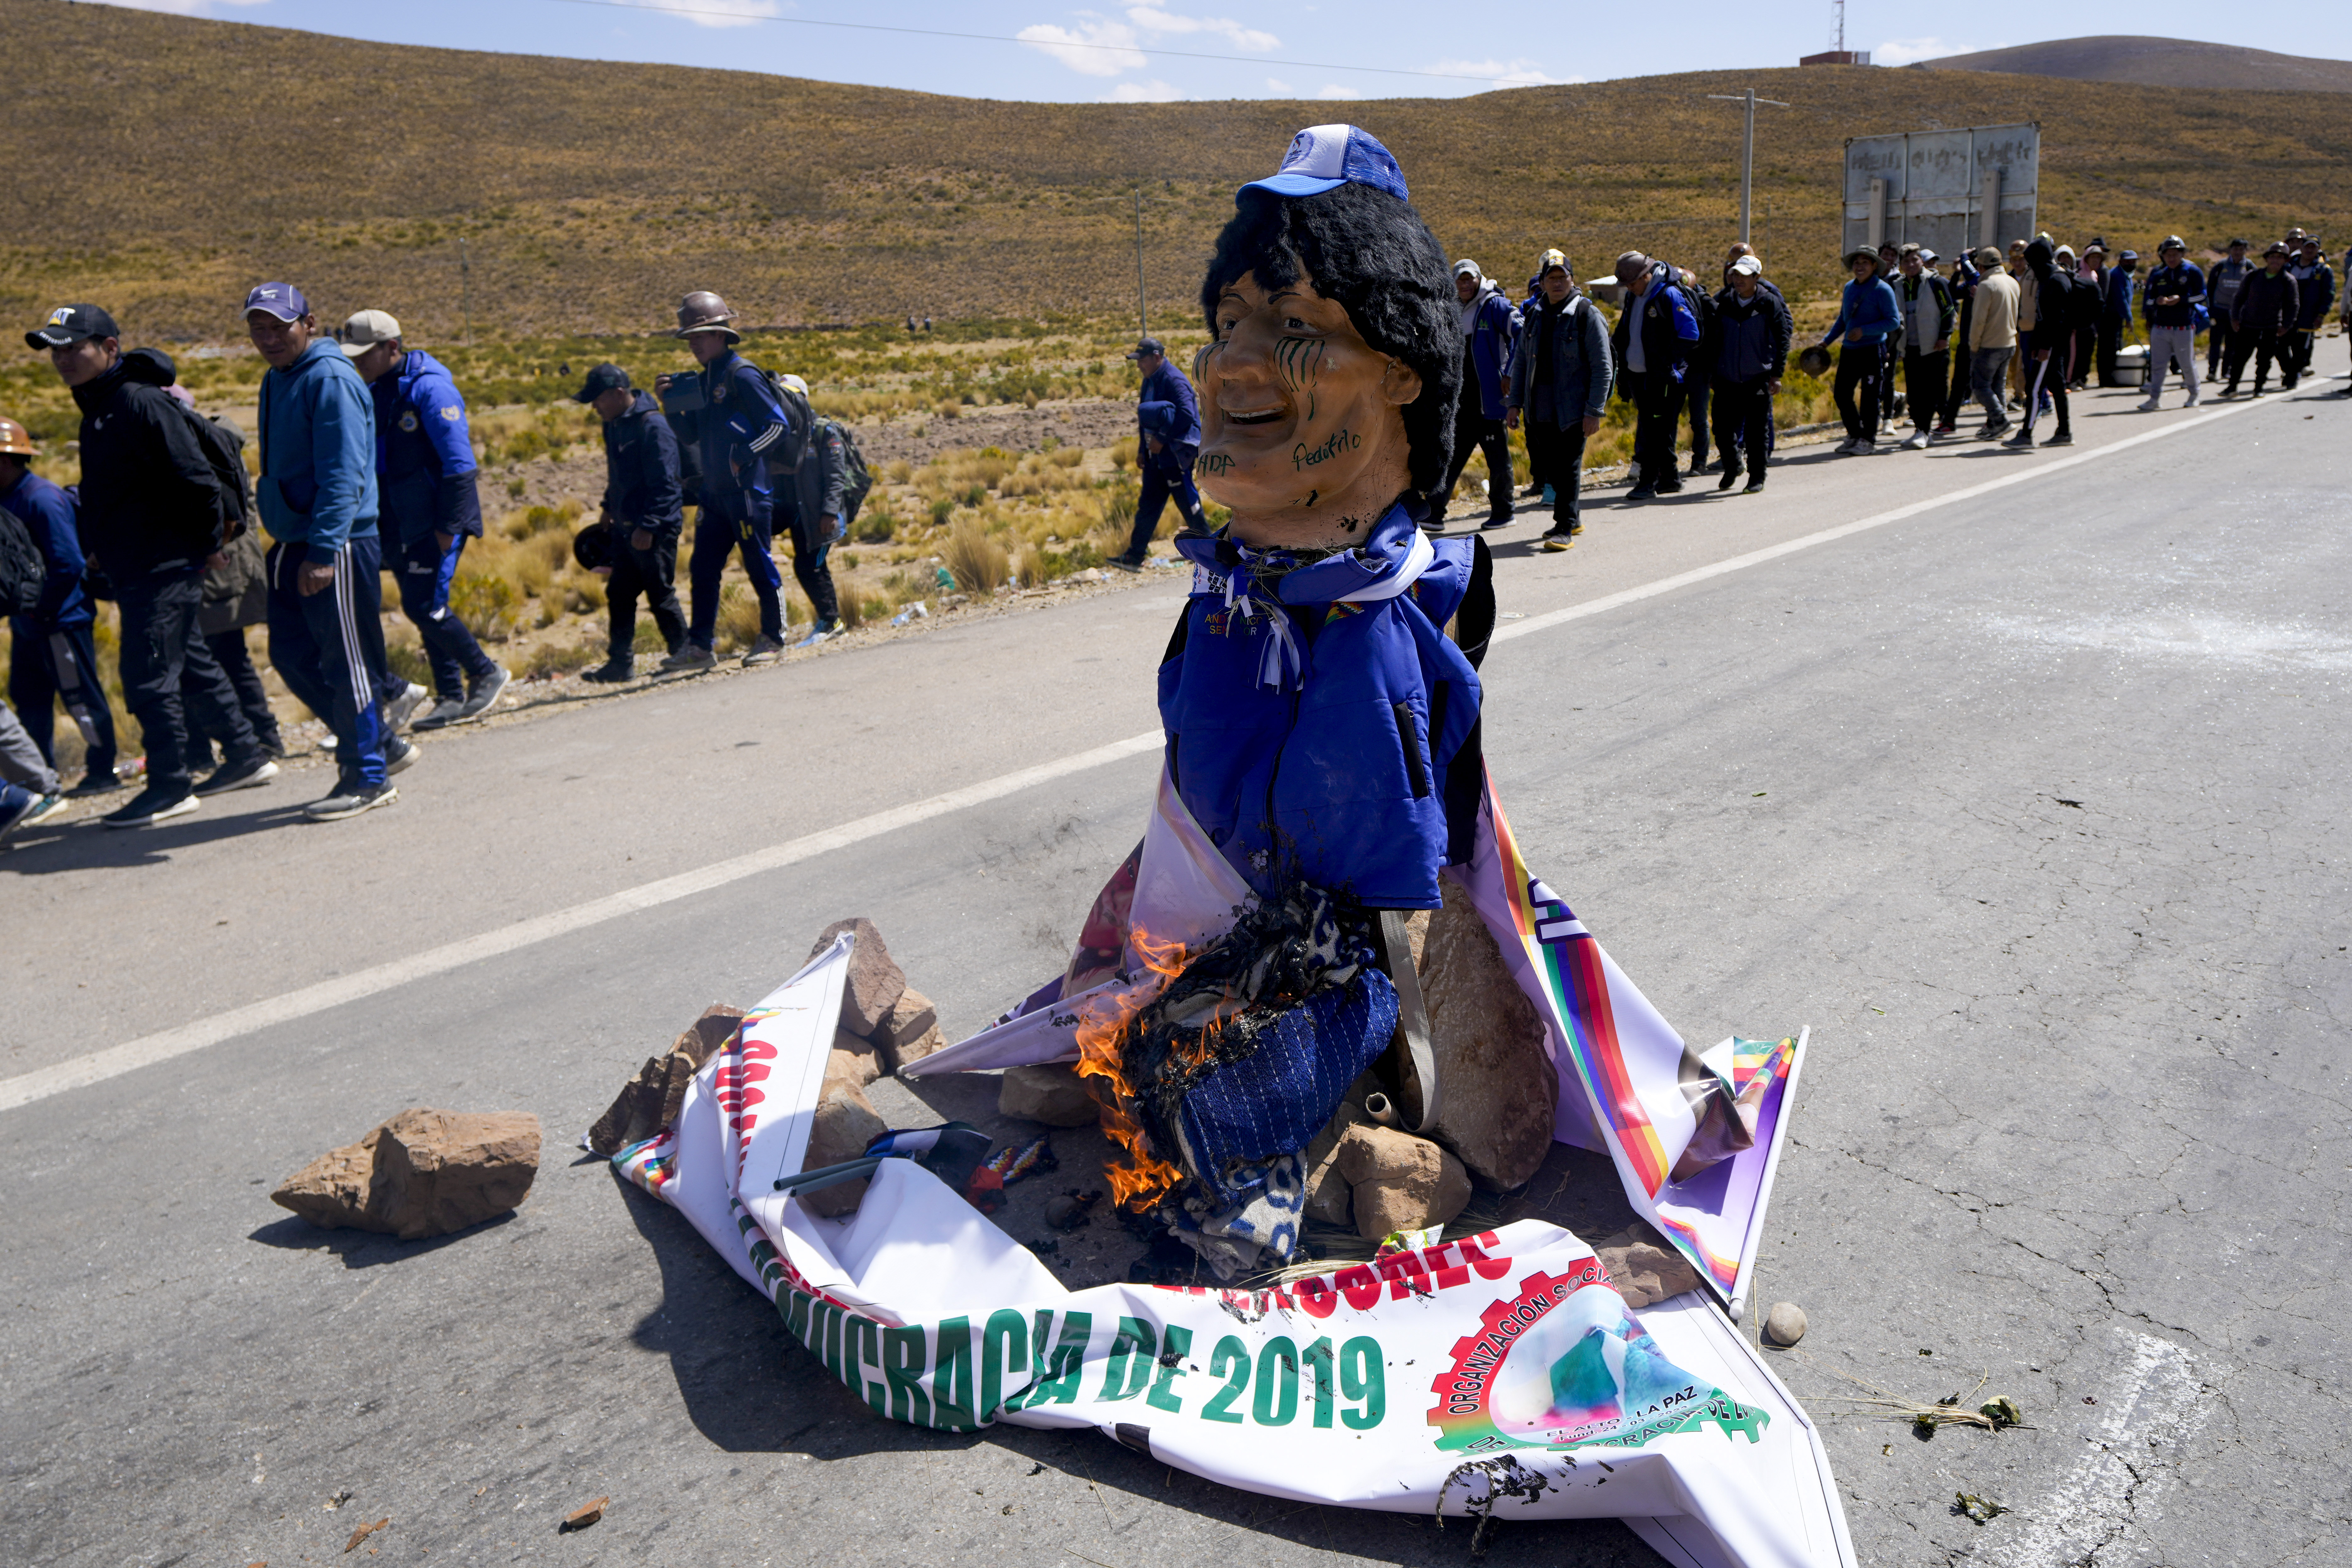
[370,349,482,545]
[1159,506,1492,910]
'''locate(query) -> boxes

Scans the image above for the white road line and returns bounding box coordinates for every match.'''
[1990,1331,2207,1567]
[0,731,1164,1113]
[1493,394,2269,647]
[0,392,2289,1114]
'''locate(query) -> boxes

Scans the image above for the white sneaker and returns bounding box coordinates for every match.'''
[383,682,430,733]
[1900,430,1929,449]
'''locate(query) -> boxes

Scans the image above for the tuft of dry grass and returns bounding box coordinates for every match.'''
[941,518,1011,593]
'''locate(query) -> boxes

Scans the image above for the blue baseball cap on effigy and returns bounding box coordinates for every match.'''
[1240,124,1409,204]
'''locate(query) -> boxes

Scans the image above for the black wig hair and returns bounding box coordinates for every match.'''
[1200,183,1460,499]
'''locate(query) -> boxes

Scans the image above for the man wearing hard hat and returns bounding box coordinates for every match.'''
[0,414,119,797]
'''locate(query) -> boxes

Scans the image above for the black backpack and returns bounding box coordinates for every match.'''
[0,504,44,615]
[743,364,813,480]
[171,402,255,537]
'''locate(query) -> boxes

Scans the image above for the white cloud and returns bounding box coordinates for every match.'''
[1125,6,1279,52]
[1429,56,1563,90]
[1316,83,1362,100]
[1265,77,1293,93]
[670,0,782,27]
[1017,16,1147,76]
[1105,78,1184,101]
[1873,36,1963,66]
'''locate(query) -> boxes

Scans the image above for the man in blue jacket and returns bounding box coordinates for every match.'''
[2101,251,2137,387]
[2137,237,2205,410]
[0,415,118,795]
[341,310,508,729]
[659,291,796,672]
[247,282,408,821]
[2287,238,2334,383]
[1429,259,1518,532]
[575,363,685,682]
[1816,249,1901,453]
[1709,256,1792,492]
[1111,337,1208,570]
[1611,251,1703,498]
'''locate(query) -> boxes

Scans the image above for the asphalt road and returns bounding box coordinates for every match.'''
[3,358,2348,1568]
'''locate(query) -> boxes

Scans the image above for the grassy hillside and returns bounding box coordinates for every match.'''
[2,0,2347,345]
[1920,36,2352,93]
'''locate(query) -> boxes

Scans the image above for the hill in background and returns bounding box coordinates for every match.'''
[2,0,2347,342]
[1919,36,2352,93]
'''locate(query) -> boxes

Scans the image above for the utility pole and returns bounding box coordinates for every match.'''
[459,237,472,347]
[1834,0,1845,55]
[1705,88,1791,247]
[1134,189,1148,340]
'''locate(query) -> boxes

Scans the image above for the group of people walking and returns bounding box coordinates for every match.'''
[0,285,862,843]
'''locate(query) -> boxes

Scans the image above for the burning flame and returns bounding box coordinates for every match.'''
[1072,927,1191,1210]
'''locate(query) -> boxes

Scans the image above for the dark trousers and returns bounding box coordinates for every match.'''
[199,628,279,756]
[1121,443,1204,562]
[605,527,686,657]
[1832,344,1883,442]
[1878,338,1899,421]
[7,615,116,778]
[118,568,258,794]
[780,501,841,626]
[1520,420,1586,528]
[1685,376,1711,469]
[1435,404,1513,524]
[2287,328,2317,378]
[688,489,783,647]
[2022,341,2071,435]
[2206,319,2235,377]
[1945,302,1974,423]
[1628,371,1686,485]
[2071,323,2097,386]
[1710,377,1774,475]
[2225,332,2295,393]
[266,540,388,789]
[389,529,498,698]
[1903,349,1949,430]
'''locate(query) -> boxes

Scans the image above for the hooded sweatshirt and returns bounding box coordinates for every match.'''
[68,346,228,581]
[257,338,379,563]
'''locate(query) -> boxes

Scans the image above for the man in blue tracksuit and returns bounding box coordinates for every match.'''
[1431,259,1519,532]
[1112,336,1207,569]
[341,310,509,729]
[660,290,796,672]
[1816,248,1901,452]
[1610,250,1703,498]
[246,281,405,821]
[0,416,117,795]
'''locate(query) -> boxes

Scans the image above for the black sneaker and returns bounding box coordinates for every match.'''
[385,735,420,776]
[2043,429,2075,447]
[1716,464,1741,491]
[304,782,398,822]
[102,787,198,829]
[658,644,717,674]
[67,768,124,797]
[457,664,511,722]
[193,756,279,796]
[1627,482,1657,501]
[412,696,466,730]
[2003,429,2035,448]
[581,658,636,684]
[1655,478,1684,494]
[1743,476,1766,493]
[1539,528,1574,553]
[1106,556,1144,574]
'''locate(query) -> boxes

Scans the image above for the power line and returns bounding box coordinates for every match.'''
[538,0,1558,88]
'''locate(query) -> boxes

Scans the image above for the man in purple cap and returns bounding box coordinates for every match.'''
[245,282,408,821]
[28,302,272,826]
[1109,335,1206,570]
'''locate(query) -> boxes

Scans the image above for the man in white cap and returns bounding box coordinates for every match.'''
[1429,259,1519,532]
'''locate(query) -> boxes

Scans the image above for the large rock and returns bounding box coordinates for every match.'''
[810,918,908,1037]
[871,987,943,1074]
[799,1081,887,1218]
[825,1028,881,1095]
[998,1063,1100,1127]
[586,1004,744,1155]
[1302,1102,1372,1225]
[1415,878,1560,1189]
[1593,1224,1705,1308]
[273,1109,541,1240]
[1334,1123,1470,1241]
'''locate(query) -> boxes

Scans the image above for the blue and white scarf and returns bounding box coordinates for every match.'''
[1174,504,1435,692]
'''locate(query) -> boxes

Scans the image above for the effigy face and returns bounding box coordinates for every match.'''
[1194,269,1419,548]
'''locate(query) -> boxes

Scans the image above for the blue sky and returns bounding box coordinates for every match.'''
[93,0,2351,102]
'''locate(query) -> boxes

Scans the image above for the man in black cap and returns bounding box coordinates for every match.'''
[27,304,272,827]
[2222,243,2300,397]
[574,363,686,682]
[1110,336,1207,571]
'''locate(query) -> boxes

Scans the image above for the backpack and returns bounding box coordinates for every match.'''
[828,419,873,524]
[0,503,44,616]
[742,363,813,481]
[172,402,255,540]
